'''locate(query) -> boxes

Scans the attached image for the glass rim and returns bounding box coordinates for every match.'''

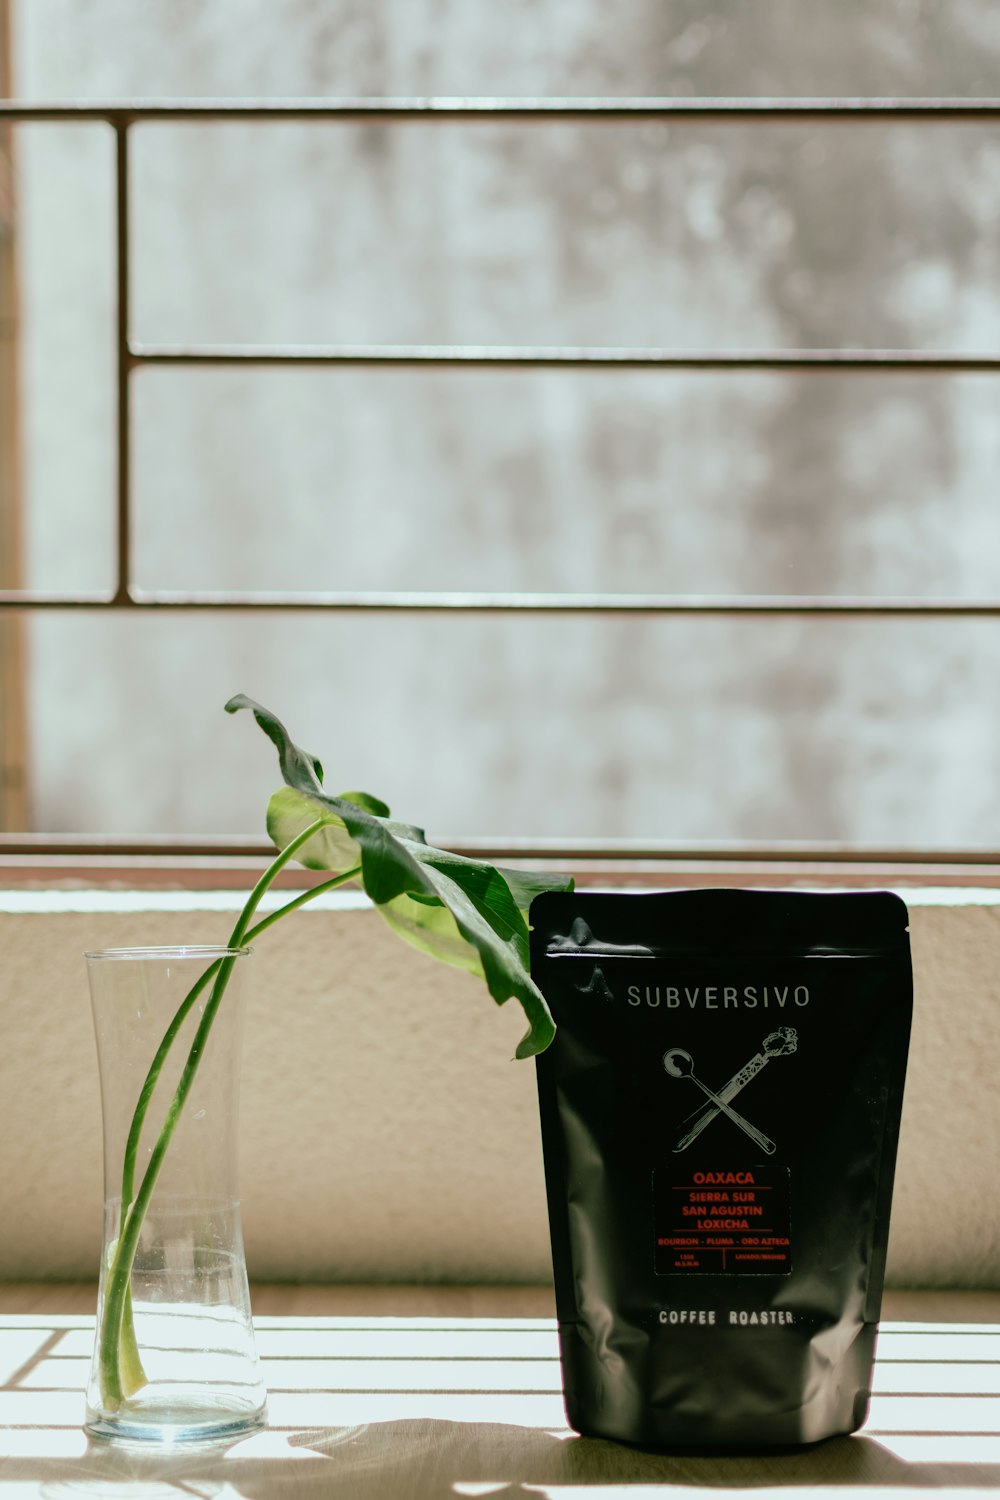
[84,945,253,962]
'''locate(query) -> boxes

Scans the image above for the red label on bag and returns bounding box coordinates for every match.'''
[654,1165,791,1275]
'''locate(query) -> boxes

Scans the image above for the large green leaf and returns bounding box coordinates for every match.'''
[227,694,573,1057]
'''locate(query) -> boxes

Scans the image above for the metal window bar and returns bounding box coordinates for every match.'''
[0,97,999,616]
[1,97,999,873]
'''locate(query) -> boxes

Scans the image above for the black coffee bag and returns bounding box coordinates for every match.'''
[530,888,912,1448]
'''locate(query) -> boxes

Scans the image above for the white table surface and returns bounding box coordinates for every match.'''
[2,1285,999,1498]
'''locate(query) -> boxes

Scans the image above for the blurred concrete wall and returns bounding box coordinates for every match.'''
[9,2,1000,843]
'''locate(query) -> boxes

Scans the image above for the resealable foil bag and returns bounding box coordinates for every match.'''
[530,888,912,1448]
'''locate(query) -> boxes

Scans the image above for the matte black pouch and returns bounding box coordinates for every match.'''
[530,888,912,1448]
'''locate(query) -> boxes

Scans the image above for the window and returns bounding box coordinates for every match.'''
[2,4,1000,862]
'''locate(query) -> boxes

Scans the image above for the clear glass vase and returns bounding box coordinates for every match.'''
[85,945,267,1443]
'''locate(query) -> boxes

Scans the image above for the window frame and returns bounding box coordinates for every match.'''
[1,95,999,867]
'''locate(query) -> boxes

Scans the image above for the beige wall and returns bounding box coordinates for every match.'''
[0,887,997,1287]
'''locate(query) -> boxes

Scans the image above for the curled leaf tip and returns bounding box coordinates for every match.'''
[229,694,325,790]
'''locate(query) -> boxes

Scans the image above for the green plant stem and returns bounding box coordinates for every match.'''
[117,866,363,1208]
[120,959,223,1207]
[99,958,239,1405]
[112,956,226,1400]
[99,824,357,1407]
[242,869,362,941]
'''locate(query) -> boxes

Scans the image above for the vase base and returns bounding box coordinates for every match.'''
[85,1397,266,1446]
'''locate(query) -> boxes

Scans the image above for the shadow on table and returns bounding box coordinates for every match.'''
[17,1418,1000,1499]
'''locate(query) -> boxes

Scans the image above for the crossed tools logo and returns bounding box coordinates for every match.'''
[664,1028,798,1155]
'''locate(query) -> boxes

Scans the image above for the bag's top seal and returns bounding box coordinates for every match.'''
[529,888,910,960]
